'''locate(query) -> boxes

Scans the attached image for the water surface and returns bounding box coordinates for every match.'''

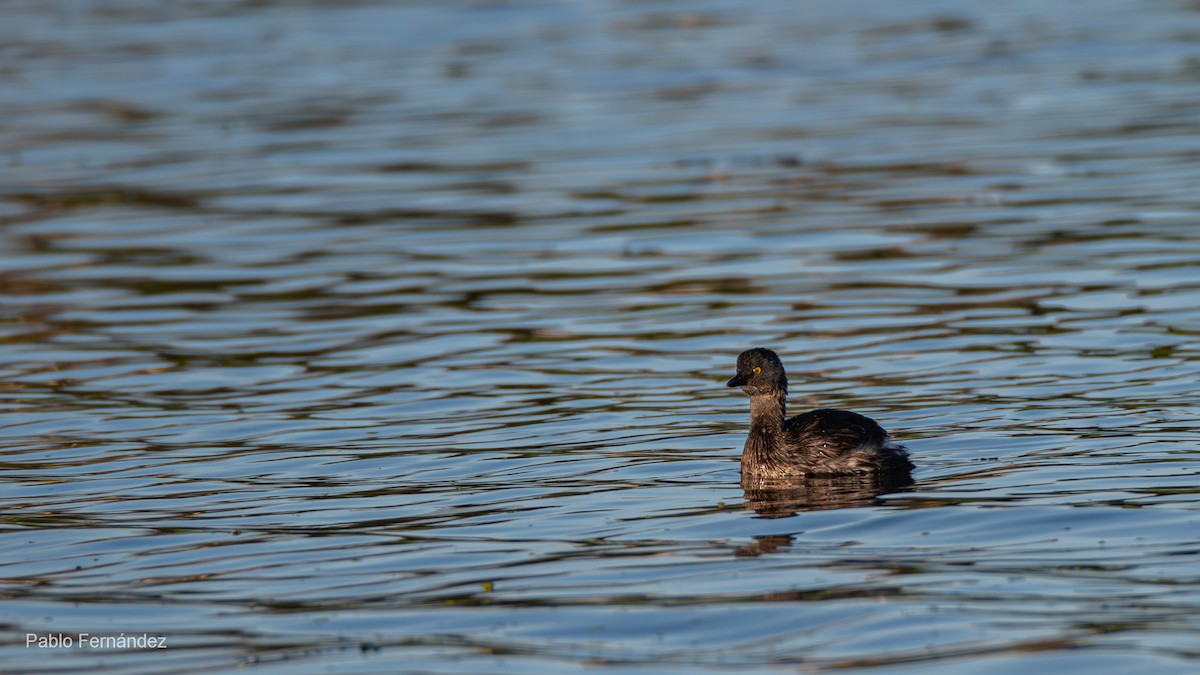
[3,1,1200,672]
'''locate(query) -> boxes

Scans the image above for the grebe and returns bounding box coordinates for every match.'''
[727,347,912,479]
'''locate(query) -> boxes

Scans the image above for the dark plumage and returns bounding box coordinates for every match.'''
[727,347,912,481]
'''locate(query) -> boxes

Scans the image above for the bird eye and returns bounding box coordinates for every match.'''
[753,366,761,375]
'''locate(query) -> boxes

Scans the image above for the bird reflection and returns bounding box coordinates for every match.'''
[741,471,913,518]
[734,472,913,557]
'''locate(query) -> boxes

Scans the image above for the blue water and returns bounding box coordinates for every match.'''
[3,1,1200,672]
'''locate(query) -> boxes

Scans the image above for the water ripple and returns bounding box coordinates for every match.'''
[4,0,1200,672]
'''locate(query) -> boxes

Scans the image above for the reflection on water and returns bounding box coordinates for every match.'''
[742,473,914,518]
[3,0,1200,672]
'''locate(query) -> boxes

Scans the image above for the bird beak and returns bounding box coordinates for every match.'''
[726,372,751,388]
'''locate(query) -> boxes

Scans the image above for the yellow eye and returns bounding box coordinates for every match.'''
[753,366,761,375]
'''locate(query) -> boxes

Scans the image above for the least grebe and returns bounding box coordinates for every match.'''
[727,347,912,480]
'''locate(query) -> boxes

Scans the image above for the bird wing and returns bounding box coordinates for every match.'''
[783,408,888,458]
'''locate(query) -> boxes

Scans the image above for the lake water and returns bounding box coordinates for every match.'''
[3,0,1200,672]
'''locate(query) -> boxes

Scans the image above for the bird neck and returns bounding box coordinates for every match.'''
[748,390,787,434]
[743,390,788,471]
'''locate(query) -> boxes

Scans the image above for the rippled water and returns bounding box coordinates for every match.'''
[3,0,1200,672]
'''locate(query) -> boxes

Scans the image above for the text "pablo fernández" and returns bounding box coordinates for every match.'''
[26,633,167,649]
